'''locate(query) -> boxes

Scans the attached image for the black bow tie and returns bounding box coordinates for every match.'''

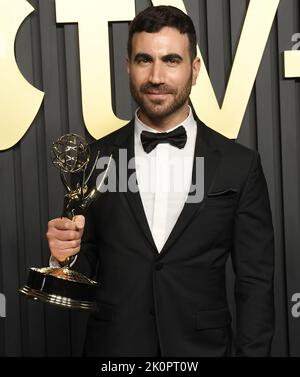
[141,126,187,153]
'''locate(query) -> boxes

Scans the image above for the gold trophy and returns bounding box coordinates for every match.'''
[19,134,112,310]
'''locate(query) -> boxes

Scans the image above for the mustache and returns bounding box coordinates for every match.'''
[140,83,177,94]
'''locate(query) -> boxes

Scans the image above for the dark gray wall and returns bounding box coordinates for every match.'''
[0,0,299,356]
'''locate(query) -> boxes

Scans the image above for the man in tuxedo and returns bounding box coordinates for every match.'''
[47,5,274,357]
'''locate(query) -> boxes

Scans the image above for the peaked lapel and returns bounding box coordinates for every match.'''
[113,121,158,252]
[159,120,222,256]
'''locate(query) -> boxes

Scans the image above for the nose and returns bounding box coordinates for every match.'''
[149,61,164,85]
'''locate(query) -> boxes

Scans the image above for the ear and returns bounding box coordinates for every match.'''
[192,57,201,86]
[126,56,130,75]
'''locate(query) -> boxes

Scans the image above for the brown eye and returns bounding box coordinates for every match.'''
[139,57,150,63]
[135,54,152,64]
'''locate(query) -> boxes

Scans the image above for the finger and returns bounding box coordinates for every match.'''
[74,215,85,230]
[54,248,80,262]
[50,239,81,251]
[54,218,77,231]
[52,229,82,242]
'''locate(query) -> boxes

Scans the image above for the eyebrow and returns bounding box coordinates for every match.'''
[133,53,183,63]
[162,54,183,62]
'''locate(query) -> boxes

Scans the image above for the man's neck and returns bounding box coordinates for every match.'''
[138,105,190,132]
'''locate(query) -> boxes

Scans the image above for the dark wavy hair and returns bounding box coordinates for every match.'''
[127,6,197,61]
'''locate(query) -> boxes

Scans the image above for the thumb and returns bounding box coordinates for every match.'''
[74,215,85,230]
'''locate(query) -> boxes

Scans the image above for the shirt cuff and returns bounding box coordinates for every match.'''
[49,255,78,268]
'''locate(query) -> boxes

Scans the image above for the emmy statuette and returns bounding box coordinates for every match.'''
[19,134,112,310]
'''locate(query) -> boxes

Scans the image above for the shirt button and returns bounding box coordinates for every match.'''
[155,262,164,271]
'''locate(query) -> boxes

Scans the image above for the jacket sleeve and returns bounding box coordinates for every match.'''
[73,204,99,280]
[231,152,275,357]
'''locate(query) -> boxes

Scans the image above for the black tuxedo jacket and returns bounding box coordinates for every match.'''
[76,118,275,357]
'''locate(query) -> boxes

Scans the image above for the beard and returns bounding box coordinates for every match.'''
[129,74,193,121]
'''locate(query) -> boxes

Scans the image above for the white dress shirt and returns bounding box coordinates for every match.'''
[134,107,197,252]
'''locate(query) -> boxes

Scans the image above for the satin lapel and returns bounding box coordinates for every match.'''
[159,121,222,256]
[113,122,158,252]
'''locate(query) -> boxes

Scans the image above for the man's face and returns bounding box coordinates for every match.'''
[127,27,200,125]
